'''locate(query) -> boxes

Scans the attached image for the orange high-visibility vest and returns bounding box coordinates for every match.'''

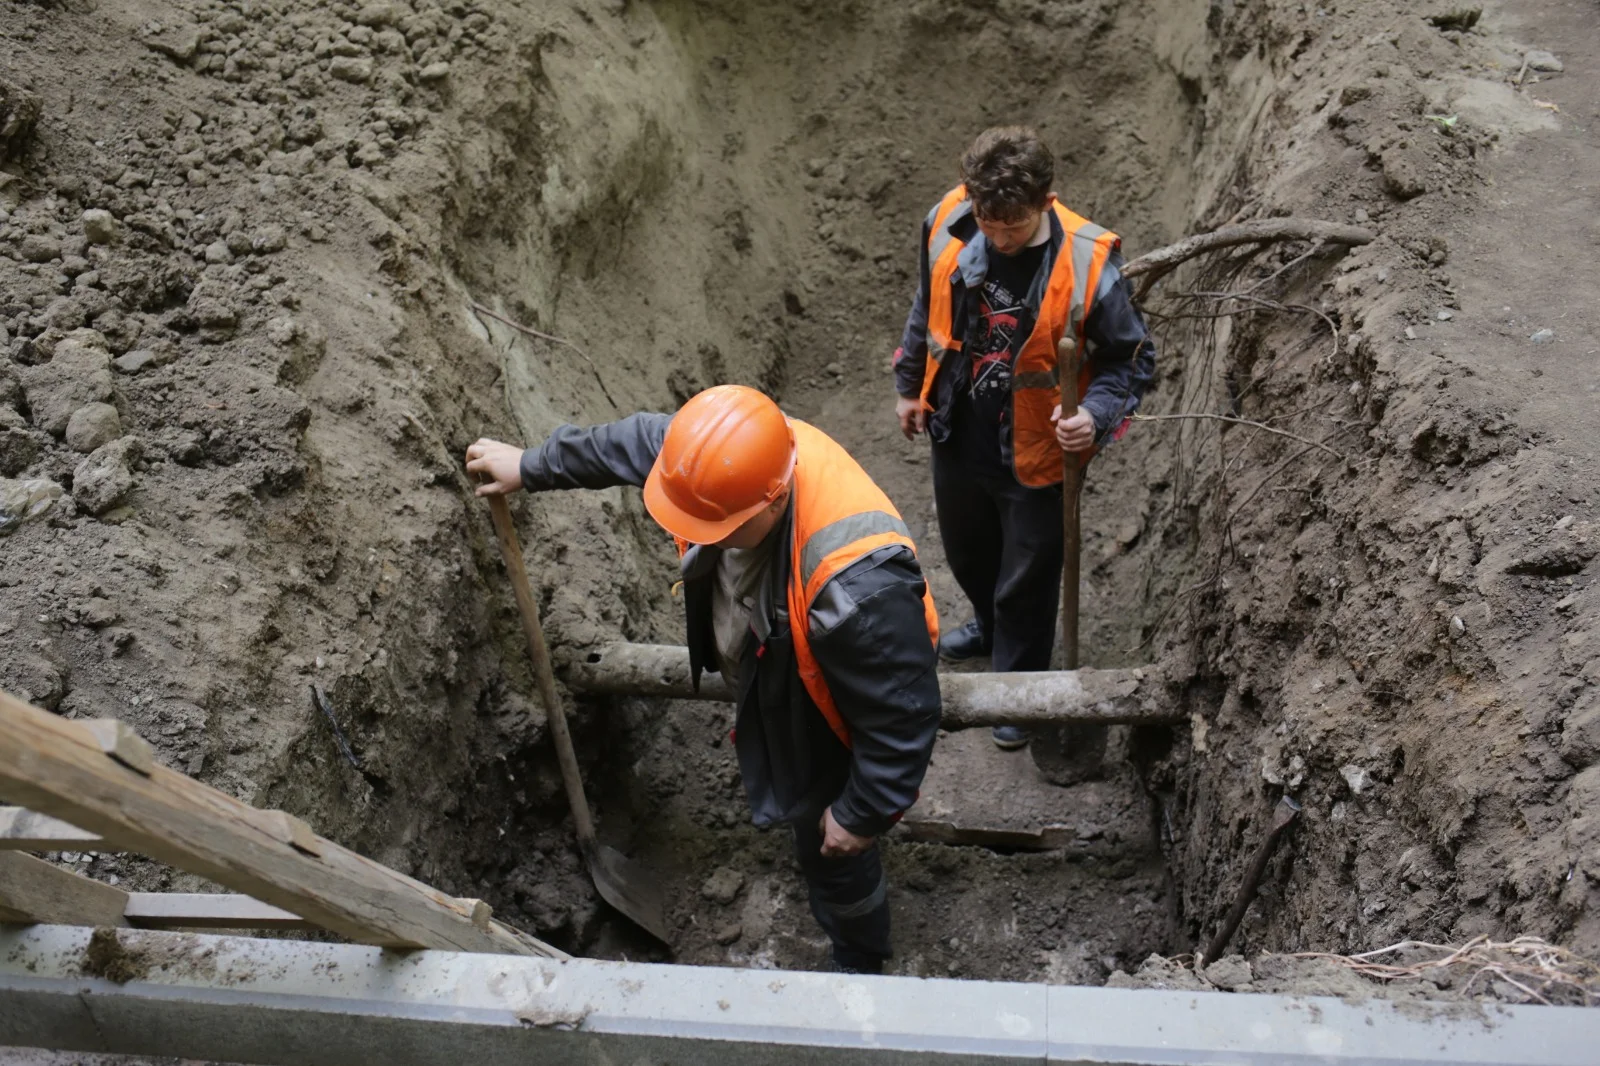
[786,420,939,747]
[920,186,1121,487]
[675,420,939,748]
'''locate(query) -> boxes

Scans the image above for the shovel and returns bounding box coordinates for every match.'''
[483,492,671,945]
[1058,335,1084,674]
[1031,337,1108,785]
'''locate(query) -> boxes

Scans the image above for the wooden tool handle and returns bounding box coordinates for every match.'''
[484,492,597,846]
[1059,339,1083,671]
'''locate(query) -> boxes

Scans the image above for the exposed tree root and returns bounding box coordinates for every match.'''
[1283,936,1600,1007]
[1123,218,1376,302]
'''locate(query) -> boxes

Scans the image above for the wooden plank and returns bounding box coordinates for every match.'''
[81,718,156,775]
[0,851,128,926]
[0,807,104,850]
[123,893,315,931]
[0,690,564,958]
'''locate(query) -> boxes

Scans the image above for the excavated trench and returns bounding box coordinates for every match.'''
[433,0,1283,979]
[1,0,1591,1015]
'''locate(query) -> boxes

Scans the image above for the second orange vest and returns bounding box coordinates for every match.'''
[920,186,1121,487]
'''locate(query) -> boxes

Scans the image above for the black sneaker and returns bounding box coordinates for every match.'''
[991,725,1030,751]
[938,618,992,663]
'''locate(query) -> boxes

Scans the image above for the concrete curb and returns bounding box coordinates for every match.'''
[0,926,1594,1064]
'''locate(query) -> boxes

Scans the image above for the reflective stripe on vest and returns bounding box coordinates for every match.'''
[799,511,912,592]
[786,420,939,748]
[923,186,973,375]
[920,187,1120,487]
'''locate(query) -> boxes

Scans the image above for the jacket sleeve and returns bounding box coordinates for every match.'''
[892,211,935,400]
[1079,253,1158,443]
[518,412,672,491]
[806,545,941,837]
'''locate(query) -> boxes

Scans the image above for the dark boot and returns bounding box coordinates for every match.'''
[828,948,885,975]
[938,618,992,663]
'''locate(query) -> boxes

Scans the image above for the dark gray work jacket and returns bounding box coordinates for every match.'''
[519,413,941,837]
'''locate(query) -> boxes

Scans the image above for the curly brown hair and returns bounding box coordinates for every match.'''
[959,126,1054,223]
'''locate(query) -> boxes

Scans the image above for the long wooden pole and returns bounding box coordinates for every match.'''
[564,642,1179,726]
[484,494,597,848]
[0,689,562,957]
[1059,339,1083,670]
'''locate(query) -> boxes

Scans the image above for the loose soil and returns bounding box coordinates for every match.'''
[0,0,1595,1008]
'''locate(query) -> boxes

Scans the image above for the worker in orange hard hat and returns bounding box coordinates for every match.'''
[467,385,941,975]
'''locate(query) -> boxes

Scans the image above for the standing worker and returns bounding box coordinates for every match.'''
[467,385,941,974]
[892,126,1157,750]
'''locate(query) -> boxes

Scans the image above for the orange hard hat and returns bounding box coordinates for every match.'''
[643,385,797,544]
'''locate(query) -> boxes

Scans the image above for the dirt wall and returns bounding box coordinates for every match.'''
[1124,2,1600,966]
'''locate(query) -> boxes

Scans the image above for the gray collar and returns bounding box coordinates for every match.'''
[678,499,794,644]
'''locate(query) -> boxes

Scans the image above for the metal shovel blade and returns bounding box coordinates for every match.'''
[583,838,671,944]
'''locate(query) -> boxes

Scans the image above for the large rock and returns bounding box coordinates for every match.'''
[355,2,400,27]
[113,349,159,375]
[0,419,40,476]
[0,476,62,535]
[81,208,119,245]
[19,234,61,263]
[185,279,238,341]
[1562,690,1600,769]
[329,57,374,84]
[17,329,114,437]
[65,402,122,453]
[1381,148,1427,201]
[700,867,745,905]
[138,20,201,63]
[72,435,140,516]
[3,652,66,710]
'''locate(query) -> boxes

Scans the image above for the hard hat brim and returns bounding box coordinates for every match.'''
[642,456,778,545]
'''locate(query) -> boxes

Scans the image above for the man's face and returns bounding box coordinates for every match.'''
[713,487,790,550]
[973,194,1054,256]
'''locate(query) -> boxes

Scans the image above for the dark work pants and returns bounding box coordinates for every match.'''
[931,443,1064,672]
[792,810,890,971]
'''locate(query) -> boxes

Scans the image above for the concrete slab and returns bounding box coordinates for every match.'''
[0,925,1594,1066]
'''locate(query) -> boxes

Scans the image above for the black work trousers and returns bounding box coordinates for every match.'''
[791,810,890,971]
[931,443,1064,672]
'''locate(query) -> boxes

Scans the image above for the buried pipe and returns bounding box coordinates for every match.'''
[564,642,1178,728]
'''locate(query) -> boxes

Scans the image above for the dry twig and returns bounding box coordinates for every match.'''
[1129,412,1347,460]
[468,300,620,411]
[1224,426,1357,534]
[468,301,588,360]
[1182,290,1342,367]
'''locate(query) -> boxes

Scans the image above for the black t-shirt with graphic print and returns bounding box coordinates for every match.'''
[953,241,1047,469]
